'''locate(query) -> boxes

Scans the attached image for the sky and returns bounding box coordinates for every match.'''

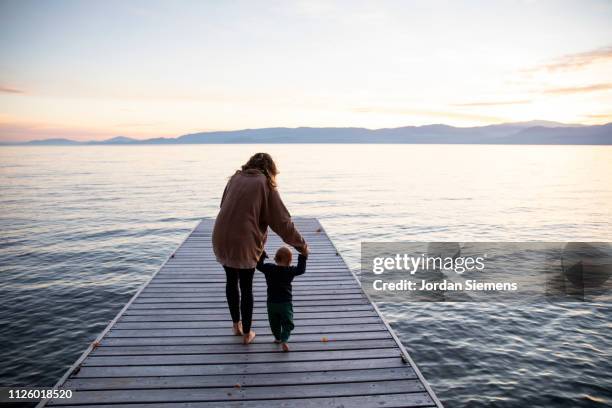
[1,0,611,142]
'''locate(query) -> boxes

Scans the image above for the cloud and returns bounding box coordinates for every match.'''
[0,118,174,142]
[526,45,612,72]
[451,99,531,107]
[543,83,612,95]
[0,85,24,94]
[0,120,110,142]
[584,113,612,119]
[114,122,163,128]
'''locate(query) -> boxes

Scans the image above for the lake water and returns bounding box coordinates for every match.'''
[1,145,611,407]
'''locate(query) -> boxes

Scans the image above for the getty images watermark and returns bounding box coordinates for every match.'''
[360,242,612,302]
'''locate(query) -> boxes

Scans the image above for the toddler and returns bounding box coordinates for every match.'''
[256,246,307,351]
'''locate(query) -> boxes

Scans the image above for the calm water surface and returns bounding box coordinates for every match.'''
[1,145,611,407]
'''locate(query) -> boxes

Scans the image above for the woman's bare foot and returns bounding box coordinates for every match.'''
[243,331,256,344]
[281,342,290,352]
[232,321,243,336]
[273,339,281,344]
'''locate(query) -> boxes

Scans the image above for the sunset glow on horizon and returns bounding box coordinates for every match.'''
[1,0,612,142]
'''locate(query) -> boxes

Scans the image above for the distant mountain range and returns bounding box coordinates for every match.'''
[5,121,612,145]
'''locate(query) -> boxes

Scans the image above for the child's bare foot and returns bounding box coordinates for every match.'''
[243,331,256,344]
[273,339,281,344]
[232,321,243,336]
[281,342,290,352]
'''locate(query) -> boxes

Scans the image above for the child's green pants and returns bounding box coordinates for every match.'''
[267,301,294,342]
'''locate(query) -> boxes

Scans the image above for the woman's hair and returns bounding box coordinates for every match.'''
[239,152,278,188]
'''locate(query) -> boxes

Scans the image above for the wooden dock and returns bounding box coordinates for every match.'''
[40,218,443,408]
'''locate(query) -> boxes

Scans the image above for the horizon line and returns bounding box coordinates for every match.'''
[3,119,611,144]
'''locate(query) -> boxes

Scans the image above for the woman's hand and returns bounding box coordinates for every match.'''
[297,243,309,256]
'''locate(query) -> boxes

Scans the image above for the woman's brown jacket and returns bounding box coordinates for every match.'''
[212,169,305,269]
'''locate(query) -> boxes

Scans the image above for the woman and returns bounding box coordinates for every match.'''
[212,153,308,344]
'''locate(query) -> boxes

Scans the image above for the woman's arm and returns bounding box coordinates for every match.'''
[219,178,231,207]
[266,188,307,253]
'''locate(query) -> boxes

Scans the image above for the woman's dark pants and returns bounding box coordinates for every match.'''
[223,266,255,333]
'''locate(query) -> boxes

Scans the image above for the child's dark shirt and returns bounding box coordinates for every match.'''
[256,251,307,303]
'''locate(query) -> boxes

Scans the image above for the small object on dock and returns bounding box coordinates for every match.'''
[38,218,442,408]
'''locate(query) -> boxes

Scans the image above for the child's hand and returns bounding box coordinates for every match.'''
[257,250,268,265]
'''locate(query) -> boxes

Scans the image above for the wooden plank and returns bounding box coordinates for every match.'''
[159,264,347,268]
[49,380,424,405]
[160,264,347,268]
[53,392,435,408]
[145,282,360,288]
[145,281,361,287]
[132,294,365,303]
[64,366,415,390]
[154,271,351,276]
[100,331,393,347]
[166,254,343,259]
[139,288,363,295]
[113,316,381,329]
[73,357,409,378]
[159,262,352,268]
[91,339,397,356]
[119,310,377,321]
[155,270,353,276]
[105,323,387,337]
[143,280,356,285]
[83,349,401,367]
[128,299,371,308]
[123,304,375,315]
[148,278,358,284]
[163,256,345,261]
